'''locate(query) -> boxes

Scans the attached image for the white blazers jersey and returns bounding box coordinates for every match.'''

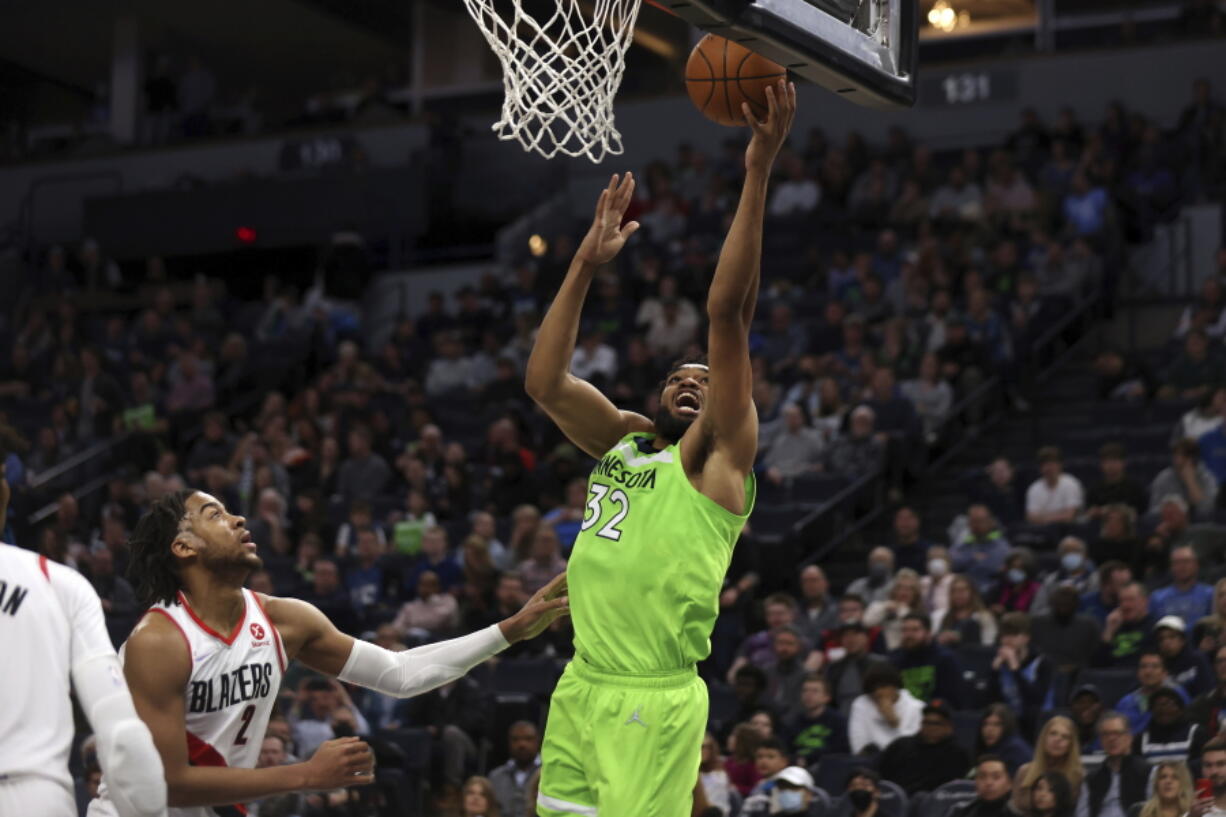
[100,588,286,817]
[0,544,111,799]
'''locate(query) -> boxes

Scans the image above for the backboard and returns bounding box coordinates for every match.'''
[655,0,918,108]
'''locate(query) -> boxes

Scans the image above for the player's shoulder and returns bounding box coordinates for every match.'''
[127,603,192,662]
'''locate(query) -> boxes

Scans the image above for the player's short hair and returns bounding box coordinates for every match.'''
[128,489,193,607]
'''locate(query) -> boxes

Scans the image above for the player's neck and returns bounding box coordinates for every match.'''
[180,571,248,632]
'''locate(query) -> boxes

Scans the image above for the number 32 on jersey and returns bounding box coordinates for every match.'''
[581,484,631,541]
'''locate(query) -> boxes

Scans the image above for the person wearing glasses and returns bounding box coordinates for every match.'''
[1073,711,1151,817]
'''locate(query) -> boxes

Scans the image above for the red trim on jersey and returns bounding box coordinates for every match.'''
[249,591,288,673]
[185,732,249,816]
[177,590,247,646]
[147,607,194,663]
[38,554,50,580]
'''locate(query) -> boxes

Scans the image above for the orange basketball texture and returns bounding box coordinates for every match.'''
[685,34,787,127]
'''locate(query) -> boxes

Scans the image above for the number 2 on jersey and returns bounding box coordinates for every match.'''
[234,704,256,745]
[580,484,630,540]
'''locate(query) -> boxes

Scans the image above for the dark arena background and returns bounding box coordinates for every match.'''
[1,0,1225,815]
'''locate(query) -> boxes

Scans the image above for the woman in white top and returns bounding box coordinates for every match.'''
[848,663,924,754]
[699,732,733,816]
[864,569,926,651]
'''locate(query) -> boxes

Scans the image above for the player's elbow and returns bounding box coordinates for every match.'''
[706,298,745,326]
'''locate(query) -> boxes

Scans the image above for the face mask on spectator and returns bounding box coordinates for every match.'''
[777,788,806,813]
[1061,553,1083,572]
[849,789,874,811]
[928,559,949,577]
[1007,568,1026,584]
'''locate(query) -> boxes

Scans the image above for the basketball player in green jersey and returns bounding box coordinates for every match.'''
[525,79,796,817]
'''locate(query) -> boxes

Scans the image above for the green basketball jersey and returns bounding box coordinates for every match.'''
[567,432,755,673]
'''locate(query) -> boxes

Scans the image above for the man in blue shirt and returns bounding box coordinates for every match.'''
[1150,545,1214,629]
[1201,414,1226,485]
[951,504,1011,596]
[1116,649,1189,734]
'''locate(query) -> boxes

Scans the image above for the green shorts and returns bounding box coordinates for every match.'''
[537,656,708,817]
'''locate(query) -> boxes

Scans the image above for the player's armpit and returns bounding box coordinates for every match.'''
[260,593,357,676]
[530,375,653,460]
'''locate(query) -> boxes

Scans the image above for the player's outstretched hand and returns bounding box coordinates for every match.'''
[500,572,570,643]
[744,78,797,175]
[576,173,640,266]
[303,736,375,790]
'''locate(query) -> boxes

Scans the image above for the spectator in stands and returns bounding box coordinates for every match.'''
[991,612,1054,728]
[901,352,953,445]
[251,734,303,817]
[289,678,371,760]
[404,526,463,595]
[1082,561,1134,624]
[1149,441,1219,520]
[1138,687,1206,764]
[1190,645,1226,740]
[827,620,890,713]
[341,526,391,625]
[87,545,138,630]
[994,548,1042,615]
[1033,537,1098,615]
[1026,446,1085,526]
[760,403,825,485]
[1069,685,1106,758]
[745,737,791,801]
[730,666,773,732]
[1199,398,1226,486]
[1026,772,1076,817]
[951,504,1011,595]
[1153,547,1214,628]
[1174,388,1226,445]
[426,332,477,397]
[459,776,500,817]
[1073,711,1150,817]
[299,558,358,634]
[843,767,887,817]
[1194,738,1226,817]
[824,405,885,477]
[930,167,984,223]
[953,756,1016,817]
[337,425,391,505]
[1015,716,1085,813]
[865,569,925,651]
[1117,649,1189,734]
[165,351,215,417]
[1086,444,1148,519]
[769,153,820,217]
[765,626,810,710]
[848,662,923,754]
[392,570,460,640]
[1033,585,1102,672]
[784,674,848,766]
[1136,761,1194,817]
[728,594,804,682]
[920,545,954,616]
[489,721,540,817]
[847,547,896,606]
[1161,330,1223,403]
[796,565,839,645]
[1156,615,1213,697]
[1062,172,1112,241]
[517,525,565,595]
[888,506,932,574]
[980,457,1026,528]
[725,722,764,798]
[699,731,733,816]
[978,704,1034,774]
[879,699,969,795]
[1093,348,1154,402]
[1098,581,1159,667]
[890,612,962,705]
[934,573,998,647]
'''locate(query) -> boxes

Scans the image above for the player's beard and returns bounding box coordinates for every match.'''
[653,404,695,444]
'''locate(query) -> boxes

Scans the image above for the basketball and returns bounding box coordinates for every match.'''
[685,34,788,127]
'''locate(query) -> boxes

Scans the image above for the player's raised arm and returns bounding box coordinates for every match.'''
[267,572,568,693]
[122,614,372,808]
[701,80,796,476]
[524,173,653,459]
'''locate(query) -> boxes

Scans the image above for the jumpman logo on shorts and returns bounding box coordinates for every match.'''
[624,708,648,728]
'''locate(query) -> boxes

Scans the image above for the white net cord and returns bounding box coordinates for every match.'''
[461,0,644,163]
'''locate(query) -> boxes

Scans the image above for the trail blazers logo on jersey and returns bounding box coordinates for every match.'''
[188,661,275,714]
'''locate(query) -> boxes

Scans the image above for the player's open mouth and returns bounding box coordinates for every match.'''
[240,531,255,549]
[676,391,701,417]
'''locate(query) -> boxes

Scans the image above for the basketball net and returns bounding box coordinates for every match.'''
[461,0,645,163]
